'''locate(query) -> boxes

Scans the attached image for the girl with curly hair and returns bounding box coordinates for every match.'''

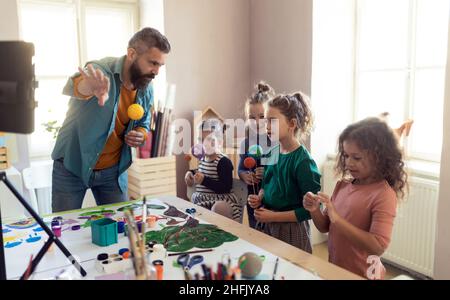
[303,117,407,279]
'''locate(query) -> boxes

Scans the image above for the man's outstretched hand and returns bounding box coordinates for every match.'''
[78,64,110,106]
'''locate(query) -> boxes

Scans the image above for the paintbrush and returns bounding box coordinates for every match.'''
[124,210,148,279]
[142,196,147,245]
[272,257,279,280]
[133,208,148,279]
[23,254,33,280]
[168,249,213,256]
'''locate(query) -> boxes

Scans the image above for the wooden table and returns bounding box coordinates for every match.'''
[166,196,363,280]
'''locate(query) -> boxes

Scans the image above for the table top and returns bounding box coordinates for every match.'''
[3,195,362,280]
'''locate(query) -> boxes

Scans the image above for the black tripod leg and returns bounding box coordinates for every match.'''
[20,238,53,280]
[0,206,6,280]
[1,172,87,278]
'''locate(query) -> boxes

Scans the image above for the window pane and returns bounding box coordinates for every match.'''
[358,0,410,70]
[30,78,70,156]
[356,71,407,126]
[409,69,445,159]
[85,5,135,62]
[415,0,450,67]
[20,2,79,76]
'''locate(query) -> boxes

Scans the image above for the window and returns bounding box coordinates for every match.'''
[312,0,450,162]
[18,0,139,159]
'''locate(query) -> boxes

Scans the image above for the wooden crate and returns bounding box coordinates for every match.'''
[128,156,177,200]
[0,148,9,170]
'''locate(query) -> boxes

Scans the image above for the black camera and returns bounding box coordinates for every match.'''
[0,41,37,134]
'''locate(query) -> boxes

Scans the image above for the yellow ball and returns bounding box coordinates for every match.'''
[127,104,144,120]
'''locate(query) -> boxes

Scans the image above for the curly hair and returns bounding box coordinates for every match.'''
[335,117,408,199]
[267,92,314,140]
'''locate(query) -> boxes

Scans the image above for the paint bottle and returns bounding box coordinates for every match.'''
[146,216,157,228]
[152,260,164,280]
[52,225,62,238]
[117,221,125,234]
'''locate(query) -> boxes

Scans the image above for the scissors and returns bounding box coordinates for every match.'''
[177,254,204,271]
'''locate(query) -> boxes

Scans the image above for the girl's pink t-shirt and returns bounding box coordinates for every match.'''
[328,180,397,279]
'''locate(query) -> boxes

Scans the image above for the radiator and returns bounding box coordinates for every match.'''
[322,160,439,277]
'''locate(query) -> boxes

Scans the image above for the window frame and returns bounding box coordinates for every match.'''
[18,0,140,159]
[352,0,448,163]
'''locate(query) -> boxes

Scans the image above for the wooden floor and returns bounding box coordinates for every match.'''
[312,242,406,280]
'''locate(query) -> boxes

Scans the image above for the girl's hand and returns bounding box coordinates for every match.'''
[193,172,205,185]
[317,192,340,223]
[240,172,260,186]
[254,207,275,223]
[255,167,264,180]
[248,194,262,209]
[303,192,320,213]
[185,171,194,187]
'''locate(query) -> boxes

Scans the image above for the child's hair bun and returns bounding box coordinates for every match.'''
[292,92,303,102]
[257,82,271,93]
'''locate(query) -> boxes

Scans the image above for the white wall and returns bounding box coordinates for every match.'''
[250,0,312,97]
[0,0,30,171]
[0,0,20,40]
[164,0,251,198]
[434,15,450,279]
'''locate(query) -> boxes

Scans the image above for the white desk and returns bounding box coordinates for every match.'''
[3,196,362,280]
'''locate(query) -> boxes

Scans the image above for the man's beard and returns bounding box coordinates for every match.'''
[129,61,155,90]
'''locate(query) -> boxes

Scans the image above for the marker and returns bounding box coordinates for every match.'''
[272,257,279,280]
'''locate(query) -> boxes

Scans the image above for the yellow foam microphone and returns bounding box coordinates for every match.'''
[127,104,144,120]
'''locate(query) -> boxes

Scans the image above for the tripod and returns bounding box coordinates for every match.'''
[0,171,87,280]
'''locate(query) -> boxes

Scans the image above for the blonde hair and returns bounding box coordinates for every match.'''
[245,81,275,116]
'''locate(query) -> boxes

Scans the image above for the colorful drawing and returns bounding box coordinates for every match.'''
[79,209,115,228]
[5,240,23,248]
[25,233,42,243]
[62,219,79,225]
[79,209,115,218]
[145,221,238,252]
[117,203,166,212]
[6,219,38,230]
[33,227,44,232]
[2,229,11,234]
[163,204,188,219]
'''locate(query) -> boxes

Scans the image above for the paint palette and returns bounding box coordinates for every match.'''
[95,253,133,274]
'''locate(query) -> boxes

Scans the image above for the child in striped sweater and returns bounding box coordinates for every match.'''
[185,119,242,222]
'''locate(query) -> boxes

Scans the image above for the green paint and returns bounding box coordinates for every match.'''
[145,224,238,252]
[79,209,114,217]
[117,203,166,211]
